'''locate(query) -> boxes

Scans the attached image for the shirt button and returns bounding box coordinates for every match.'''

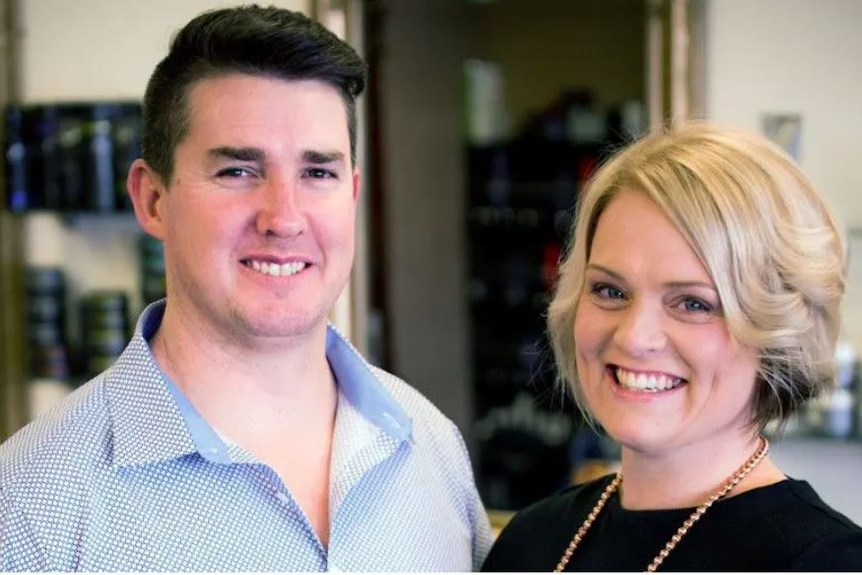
[275,491,291,505]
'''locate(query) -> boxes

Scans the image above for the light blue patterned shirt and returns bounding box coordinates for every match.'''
[0,301,492,571]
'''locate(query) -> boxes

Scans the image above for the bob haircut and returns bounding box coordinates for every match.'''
[548,121,846,432]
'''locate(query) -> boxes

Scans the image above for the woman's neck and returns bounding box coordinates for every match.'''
[617,437,786,510]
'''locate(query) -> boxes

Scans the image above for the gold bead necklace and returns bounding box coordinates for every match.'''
[554,437,770,572]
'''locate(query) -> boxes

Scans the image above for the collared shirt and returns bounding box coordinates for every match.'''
[0,301,492,571]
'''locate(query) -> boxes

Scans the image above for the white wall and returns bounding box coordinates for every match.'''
[21,0,309,102]
[705,0,862,225]
[705,0,862,353]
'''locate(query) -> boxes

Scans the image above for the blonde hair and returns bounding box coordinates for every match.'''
[548,121,846,431]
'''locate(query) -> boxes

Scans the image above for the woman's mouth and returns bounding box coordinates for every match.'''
[609,365,685,392]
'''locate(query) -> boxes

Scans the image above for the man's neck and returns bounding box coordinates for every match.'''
[150,307,338,441]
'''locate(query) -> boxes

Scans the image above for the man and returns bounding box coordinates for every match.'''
[0,5,492,570]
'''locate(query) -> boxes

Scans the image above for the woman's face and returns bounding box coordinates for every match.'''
[573,190,759,456]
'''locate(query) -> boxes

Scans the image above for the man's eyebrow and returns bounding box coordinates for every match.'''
[303,149,345,164]
[208,146,266,163]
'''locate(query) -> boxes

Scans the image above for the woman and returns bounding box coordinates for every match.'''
[482,122,862,571]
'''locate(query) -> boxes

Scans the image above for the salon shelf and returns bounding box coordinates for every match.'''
[464,137,616,511]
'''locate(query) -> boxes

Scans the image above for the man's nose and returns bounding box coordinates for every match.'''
[255,179,305,237]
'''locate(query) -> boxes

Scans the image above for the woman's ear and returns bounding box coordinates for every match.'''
[126,159,167,241]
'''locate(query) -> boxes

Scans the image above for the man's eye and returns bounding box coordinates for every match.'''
[304,167,337,179]
[216,167,256,178]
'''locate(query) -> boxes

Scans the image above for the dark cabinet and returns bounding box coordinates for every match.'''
[466,136,616,510]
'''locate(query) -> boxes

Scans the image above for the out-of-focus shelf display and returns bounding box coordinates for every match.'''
[3,101,165,418]
[465,84,639,511]
[5,102,142,214]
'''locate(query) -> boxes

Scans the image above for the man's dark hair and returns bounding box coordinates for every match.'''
[141,4,367,183]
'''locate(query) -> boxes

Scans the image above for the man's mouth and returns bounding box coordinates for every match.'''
[244,259,308,277]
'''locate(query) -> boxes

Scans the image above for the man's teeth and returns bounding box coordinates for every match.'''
[615,368,683,392]
[250,260,307,277]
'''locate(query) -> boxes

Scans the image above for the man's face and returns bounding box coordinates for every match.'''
[150,74,359,348]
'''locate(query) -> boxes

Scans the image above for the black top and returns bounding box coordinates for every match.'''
[482,475,862,572]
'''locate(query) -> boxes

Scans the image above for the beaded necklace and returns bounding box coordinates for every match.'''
[554,437,770,572]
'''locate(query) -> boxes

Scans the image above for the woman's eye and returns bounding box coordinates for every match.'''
[590,283,626,300]
[678,297,714,314]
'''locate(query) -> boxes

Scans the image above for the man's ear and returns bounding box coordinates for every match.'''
[127,159,167,241]
[352,168,361,204]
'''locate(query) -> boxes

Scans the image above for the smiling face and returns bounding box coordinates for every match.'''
[130,74,358,348]
[573,190,760,455]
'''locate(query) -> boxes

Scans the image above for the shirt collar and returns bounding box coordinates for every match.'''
[160,370,236,465]
[325,325,412,442]
[107,302,198,468]
[108,301,412,468]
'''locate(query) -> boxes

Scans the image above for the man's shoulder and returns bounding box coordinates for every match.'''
[0,375,112,491]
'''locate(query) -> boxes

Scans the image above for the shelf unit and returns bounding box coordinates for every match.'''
[0,0,27,439]
[465,137,617,510]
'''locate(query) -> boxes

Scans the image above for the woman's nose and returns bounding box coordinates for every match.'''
[612,301,667,357]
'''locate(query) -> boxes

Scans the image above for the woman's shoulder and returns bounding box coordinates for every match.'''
[728,478,862,570]
[757,479,862,536]
[779,479,862,569]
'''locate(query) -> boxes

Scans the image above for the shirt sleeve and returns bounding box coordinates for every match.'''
[0,485,48,571]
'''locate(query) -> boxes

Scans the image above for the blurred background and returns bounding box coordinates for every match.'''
[1,0,861,527]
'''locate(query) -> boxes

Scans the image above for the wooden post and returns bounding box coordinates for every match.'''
[0,0,28,440]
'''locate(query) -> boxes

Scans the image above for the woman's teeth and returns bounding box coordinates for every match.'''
[615,367,683,392]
